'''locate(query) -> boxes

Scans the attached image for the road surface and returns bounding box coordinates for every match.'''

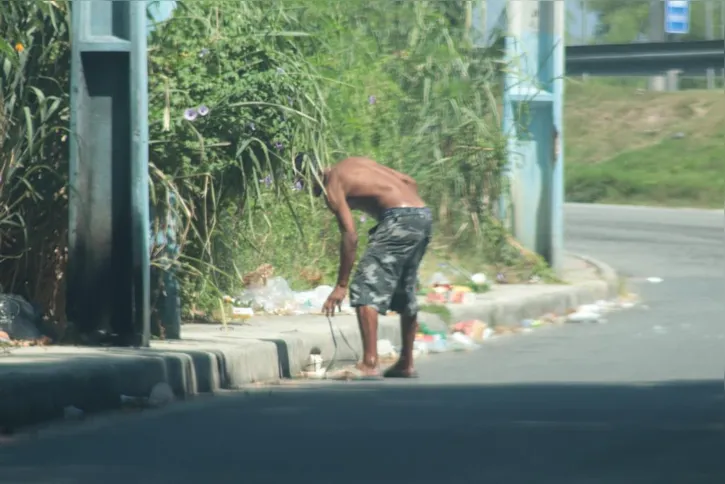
[1,203,723,484]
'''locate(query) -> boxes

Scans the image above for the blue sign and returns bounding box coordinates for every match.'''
[665,0,690,35]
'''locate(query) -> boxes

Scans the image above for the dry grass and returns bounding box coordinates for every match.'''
[565,80,725,166]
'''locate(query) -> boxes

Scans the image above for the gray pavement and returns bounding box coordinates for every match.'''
[0,203,723,483]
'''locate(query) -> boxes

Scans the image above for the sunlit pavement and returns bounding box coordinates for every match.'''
[1,204,723,484]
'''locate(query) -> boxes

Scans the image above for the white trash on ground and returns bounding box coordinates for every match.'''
[448,332,480,351]
[148,382,175,408]
[566,298,636,324]
[471,273,487,285]
[237,278,352,315]
[377,339,397,358]
[566,304,604,323]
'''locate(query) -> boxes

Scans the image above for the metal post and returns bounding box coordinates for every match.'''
[706,0,715,89]
[502,0,564,272]
[649,0,667,91]
[131,1,151,347]
[551,0,565,274]
[68,0,150,346]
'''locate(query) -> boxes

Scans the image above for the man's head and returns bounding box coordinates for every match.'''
[294,152,325,197]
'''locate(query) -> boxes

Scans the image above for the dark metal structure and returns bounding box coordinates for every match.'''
[566,39,725,76]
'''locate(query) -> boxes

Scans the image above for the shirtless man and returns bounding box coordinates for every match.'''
[297,156,432,378]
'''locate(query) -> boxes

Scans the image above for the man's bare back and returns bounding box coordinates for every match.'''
[315,157,426,220]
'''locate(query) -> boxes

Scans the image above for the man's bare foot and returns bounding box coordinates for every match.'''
[383,361,419,378]
[350,362,382,380]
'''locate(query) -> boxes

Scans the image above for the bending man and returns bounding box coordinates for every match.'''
[300,156,432,378]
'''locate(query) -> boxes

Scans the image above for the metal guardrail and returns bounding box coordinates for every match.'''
[566,40,725,76]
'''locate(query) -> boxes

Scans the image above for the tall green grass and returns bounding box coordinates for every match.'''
[0,1,71,333]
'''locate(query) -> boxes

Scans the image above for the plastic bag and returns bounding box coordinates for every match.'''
[292,285,353,314]
[239,277,296,314]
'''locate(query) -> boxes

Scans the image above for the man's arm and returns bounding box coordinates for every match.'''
[325,177,358,289]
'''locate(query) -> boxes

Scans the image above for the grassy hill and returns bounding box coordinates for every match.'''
[564,81,724,208]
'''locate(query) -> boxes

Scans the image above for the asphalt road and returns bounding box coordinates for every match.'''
[1,203,723,484]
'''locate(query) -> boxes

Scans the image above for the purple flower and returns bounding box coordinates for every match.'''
[259,175,272,188]
[293,180,303,191]
[183,108,198,121]
[274,141,283,151]
[276,67,285,75]
[199,48,210,58]
[368,95,376,105]
[198,105,209,116]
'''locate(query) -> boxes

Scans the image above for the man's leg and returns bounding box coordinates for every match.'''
[383,216,431,379]
[383,311,418,378]
[356,305,379,374]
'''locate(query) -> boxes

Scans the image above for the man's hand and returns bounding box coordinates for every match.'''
[323,285,347,317]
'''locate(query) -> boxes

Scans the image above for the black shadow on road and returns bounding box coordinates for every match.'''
[0,379,723,484]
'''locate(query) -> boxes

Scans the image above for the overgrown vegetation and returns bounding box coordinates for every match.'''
[565,80,724,208]
[1,0,552,341]
[0,2,70,331]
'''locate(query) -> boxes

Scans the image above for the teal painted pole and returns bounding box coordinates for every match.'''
[550,0,565,273]
[501,0,564,273]
[68,0,150,346]
[131,1,151,346]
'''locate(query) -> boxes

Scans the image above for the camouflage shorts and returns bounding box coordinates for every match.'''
[349,207,432,316]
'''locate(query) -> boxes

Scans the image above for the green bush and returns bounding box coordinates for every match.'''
[146,0,332,309]
[1,0,549,339]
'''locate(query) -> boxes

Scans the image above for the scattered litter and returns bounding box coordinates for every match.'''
[646,277,663,284]
[566,305,603,323]
[419,312,449,334]
[231,278,353,316]
[148,382,174,408]
[377,339,397,359]
[448,332,480,351]
[451,320,490,341]
[231,307,254,319]
[471,273,487,285]
[63,405,84,421]
[308,353,324,373]
[0,294,42,340]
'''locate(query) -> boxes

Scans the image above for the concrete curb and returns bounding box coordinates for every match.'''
[444,253,621,327]
[570,253,621,296]
[0,317,401,430]
[0,254,620,431]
